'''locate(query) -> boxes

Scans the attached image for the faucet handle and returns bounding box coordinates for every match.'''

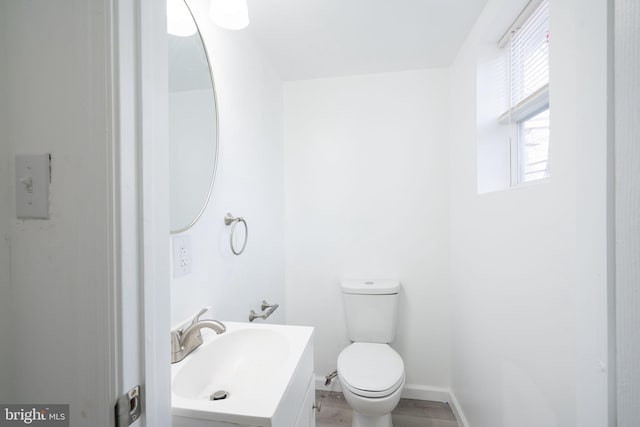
[191,307,208,325]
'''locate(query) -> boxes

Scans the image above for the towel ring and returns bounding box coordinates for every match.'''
[224,212,248,255]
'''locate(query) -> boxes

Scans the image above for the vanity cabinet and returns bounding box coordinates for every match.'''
[271,337,315,427]
[294,376,317,427]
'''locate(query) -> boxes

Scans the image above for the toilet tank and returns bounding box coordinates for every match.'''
[341,279,400,343]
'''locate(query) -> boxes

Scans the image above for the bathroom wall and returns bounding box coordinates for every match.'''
[170,0,286,327]
[448,0,611,425]
[0,0,13,402]
[1,0,116,424]
[283,69,451,394]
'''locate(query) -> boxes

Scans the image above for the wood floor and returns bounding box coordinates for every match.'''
[315,391,459,427]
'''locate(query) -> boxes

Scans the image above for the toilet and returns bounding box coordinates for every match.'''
[337,279,405,427]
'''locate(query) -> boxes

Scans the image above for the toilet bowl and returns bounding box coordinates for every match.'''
[337,279,405,427]
[337,342,405,427]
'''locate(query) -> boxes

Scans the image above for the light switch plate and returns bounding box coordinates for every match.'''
[172,234,192,278]
[15,154,51,219]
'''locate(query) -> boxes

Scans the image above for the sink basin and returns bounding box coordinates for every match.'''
[173,328,289,400]
[171,321,314,426]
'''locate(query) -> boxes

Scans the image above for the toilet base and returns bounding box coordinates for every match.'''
[340,374,404,427]
[351,411,392,427]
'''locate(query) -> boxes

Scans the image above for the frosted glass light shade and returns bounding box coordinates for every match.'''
[210,0,249,30]
[167,0,197,37]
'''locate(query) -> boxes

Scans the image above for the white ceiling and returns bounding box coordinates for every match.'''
[245,0,488,81]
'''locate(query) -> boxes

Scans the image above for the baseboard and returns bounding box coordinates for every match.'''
[400,383,450,402]
[315,375,470,427]
[448,389,470,427]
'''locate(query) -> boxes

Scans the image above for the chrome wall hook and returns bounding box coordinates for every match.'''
[224,212,248,255]
[249,300,279,322]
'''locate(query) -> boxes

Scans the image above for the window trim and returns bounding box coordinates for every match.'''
[503,84,550,186]
[510,106,551,185]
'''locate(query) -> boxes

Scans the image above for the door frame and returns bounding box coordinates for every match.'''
[111,0,171,425]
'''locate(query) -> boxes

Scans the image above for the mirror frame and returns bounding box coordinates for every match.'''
[170,0,220,234]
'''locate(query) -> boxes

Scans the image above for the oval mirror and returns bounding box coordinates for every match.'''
[168,0,219,233]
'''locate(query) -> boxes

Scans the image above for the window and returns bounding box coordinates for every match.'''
[499,0,550,185]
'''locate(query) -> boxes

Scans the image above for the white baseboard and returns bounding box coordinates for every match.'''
[315,375,470,427]
[400,383,451,402]
[448,390,470,427]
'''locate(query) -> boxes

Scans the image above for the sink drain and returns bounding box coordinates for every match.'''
[210,390,230,401]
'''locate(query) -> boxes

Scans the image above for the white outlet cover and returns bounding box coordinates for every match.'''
[172,234,192,278]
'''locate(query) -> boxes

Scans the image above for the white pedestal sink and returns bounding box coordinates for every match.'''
[172,322,315,427]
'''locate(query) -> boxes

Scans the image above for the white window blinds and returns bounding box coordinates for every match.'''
[499,0,550,123]
[498,0,551,184]
[510,0,549,107]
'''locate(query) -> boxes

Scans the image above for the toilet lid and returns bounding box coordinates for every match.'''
[338,343,404,397]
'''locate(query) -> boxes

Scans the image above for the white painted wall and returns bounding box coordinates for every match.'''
[1,0,116,425]
[283,69,451,392]
[170,0,285,327]
[0,0,14,403]
[615,0,640,424]
[448,0,611,426]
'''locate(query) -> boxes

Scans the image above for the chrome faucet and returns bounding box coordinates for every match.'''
[171,307,226,363]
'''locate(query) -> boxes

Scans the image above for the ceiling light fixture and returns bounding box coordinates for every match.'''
[210,0,249,30]
[167,0,197,37]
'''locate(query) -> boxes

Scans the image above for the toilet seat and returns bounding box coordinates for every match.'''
[338,342,405,398]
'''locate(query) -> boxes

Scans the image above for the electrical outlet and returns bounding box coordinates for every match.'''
[172,235,192,278]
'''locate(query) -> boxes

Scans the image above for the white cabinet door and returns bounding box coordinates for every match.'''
[294,376,316,427]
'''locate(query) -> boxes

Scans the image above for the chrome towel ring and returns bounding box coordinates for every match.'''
[224,212,248,255]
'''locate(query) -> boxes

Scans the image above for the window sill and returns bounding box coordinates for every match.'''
[477,176,551,196]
